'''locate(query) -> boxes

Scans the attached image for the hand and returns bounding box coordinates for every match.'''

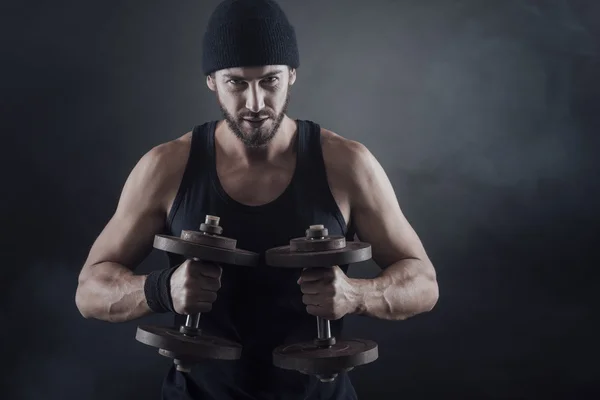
[298,266,358,320]
[170,259,222,315]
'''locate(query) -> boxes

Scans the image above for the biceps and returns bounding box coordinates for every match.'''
[354,203,425,266]
[352,170,426,267]
[83,208,165,272]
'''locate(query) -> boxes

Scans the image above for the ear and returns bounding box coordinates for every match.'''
[206,74,217,91]
[289,68,297,86]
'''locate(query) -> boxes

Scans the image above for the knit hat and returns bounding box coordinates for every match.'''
[201,0,300,76]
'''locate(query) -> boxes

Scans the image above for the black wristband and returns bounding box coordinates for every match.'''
[144,266,178,313]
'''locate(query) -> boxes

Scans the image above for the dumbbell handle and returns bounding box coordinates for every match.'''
[186,313,201,329]
[317,316,331,340]
[175,312,202,372]
[180,215,220,334]
[181,257,203,336]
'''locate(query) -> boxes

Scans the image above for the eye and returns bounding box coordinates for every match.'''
[227,79,245,86]
[263,76,279,84]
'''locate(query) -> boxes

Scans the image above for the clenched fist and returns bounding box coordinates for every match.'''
[298,265,359,320]
[170,259,222,315]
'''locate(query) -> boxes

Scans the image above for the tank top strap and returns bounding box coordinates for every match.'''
[193,120,218,169]
[165,121,217,232]
[294,120,353,238]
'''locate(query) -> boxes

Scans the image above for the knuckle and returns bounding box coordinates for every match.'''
[201,264,217,278]
[200,278,213,291]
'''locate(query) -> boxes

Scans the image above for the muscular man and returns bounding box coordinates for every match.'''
[75,1,439,399]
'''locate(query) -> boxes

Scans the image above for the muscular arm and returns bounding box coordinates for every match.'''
[75,138,189,322]
[338,141,439,321]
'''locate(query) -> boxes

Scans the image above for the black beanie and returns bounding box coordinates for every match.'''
[202,0,300,76]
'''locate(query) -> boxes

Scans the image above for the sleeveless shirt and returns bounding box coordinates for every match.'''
[160,120,358,400]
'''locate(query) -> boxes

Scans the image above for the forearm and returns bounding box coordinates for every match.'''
[75,262,152,322]
[350,258,438,321]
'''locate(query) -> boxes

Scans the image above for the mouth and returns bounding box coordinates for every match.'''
[243,117,269,126]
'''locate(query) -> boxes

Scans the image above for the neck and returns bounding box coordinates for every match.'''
[216,115,298,164]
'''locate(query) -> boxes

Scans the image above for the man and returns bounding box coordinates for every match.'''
[75,0,439,399]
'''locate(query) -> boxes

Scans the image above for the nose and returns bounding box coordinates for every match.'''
[245,83,266,113]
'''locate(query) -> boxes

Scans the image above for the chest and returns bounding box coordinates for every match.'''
[217,162,293,206]
[217,164,350,227]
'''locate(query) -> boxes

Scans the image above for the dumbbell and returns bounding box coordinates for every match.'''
[265,224,379,382]
[135,215,259,372]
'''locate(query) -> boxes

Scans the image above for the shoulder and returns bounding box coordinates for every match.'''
[143,132,192,168]
[320,127,377,182]
[319,127,390,211]
[319,127,401,224]
[135,132,192,180]
[124,131,193,209]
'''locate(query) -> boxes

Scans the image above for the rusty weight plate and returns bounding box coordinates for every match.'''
[265,241,372,268]
[179,230,237,250]
[289,235,347,252]
[154,234,259,266]
[273,338,378,375]
[136,325,242,360]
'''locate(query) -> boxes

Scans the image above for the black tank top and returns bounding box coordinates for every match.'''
[162,120,358,400]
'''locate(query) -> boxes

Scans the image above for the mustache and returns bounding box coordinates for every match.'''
[239,111,273,120]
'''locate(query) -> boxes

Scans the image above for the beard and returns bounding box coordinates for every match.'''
[218,90,291,148]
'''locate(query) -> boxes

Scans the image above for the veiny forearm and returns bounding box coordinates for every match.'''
[350,258,438,321]
[75,262,152,323]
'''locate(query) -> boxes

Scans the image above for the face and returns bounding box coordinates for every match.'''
[207,65,296,148]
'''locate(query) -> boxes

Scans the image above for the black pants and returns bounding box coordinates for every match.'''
[161,366,207,400]
[161,365,358,400]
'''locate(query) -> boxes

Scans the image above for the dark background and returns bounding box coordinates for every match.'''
[1,0,599,399]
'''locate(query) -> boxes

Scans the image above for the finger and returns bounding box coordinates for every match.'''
[302,294,320,306]
[299,280,320,294]
[305,305,328,318]
[200,276,222,292]
[185,275,221,292]
[181,302,213,315]
[195,290,217,303]
[298,267,330,283]
[201,263,223,279]
[190,262,222,279]
[195,301,214,313]
[187,259,205,274]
